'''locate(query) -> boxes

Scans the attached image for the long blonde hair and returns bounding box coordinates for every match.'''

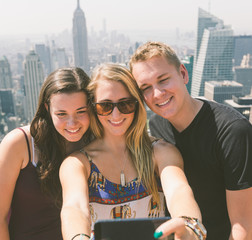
[88,63,159,203]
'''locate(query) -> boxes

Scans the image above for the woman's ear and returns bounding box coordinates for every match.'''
[45,103,49,111]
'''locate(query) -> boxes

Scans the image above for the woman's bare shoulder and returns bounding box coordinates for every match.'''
[1,126,30,145]
[152,139,183,168]
[153,138,179,153]
[0,126,31,171]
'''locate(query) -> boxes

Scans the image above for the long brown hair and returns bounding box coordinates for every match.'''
[30,67,92,207]
[88,63,160,204]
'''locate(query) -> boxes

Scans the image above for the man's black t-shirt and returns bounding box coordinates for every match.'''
[149,99,252,240]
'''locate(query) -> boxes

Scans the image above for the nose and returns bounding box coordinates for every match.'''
[111,105,121,118]
[67,115,77,126]
[153,86,165,98]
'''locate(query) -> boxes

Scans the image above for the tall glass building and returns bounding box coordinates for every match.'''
[191,8,234,97]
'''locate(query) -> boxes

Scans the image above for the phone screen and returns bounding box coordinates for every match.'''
[94,217,174,240]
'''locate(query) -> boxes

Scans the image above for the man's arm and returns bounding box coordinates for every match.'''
[153,140,203,239]
[222,118,252,240]
[226,188,252,240]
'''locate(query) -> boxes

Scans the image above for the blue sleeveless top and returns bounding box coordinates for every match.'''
[85,152,166,230]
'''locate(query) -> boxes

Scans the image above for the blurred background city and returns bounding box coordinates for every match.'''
[0,0,252,141]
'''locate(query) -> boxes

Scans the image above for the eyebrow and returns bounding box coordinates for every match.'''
[77,106,88,110]
[140,73,168,89]
[55,106,88,112]
[157,73,168,79]
[97,97,131,102]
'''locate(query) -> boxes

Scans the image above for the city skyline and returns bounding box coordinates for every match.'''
[1,0,252,41]
[0,1,252,136]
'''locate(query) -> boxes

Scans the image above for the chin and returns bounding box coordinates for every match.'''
[161,110,176,120]
[63,134,83,143]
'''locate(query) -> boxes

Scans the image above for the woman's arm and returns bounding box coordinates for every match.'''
[0,129,28,240]
[153,140,204,239]
[60,152,91,240]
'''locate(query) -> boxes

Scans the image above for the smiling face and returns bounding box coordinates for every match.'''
[48,91,90,142]
[132,55,189,122]
[94,79,135,138]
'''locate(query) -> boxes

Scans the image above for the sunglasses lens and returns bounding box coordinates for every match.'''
[118,100,137,114]
[94,100,137,116]
[95,102,113,115]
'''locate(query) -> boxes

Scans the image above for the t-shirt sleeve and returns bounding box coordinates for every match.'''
[149,114,165,138]
[221,119,252,190]
[149,114,175,144]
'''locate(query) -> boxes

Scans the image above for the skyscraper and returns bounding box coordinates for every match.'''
[191,8,233,97]
[73,0,89,73]
[204,80,243,104]
[0,56,13,89]
[234,54,252,95]
[23,50,44,122]
[51,47,69,71]
[0,89,15,115]
[234,35,252,67]
[35,44,52,76]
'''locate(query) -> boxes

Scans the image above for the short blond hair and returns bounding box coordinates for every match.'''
[129,41,181,72]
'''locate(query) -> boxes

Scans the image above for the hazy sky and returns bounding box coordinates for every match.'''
[0,0,252,37]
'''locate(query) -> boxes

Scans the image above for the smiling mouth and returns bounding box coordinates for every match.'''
[157,97,173,107]
[66,128,80,133]
[110,119,124,125]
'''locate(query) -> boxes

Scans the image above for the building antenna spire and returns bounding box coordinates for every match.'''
[77,0,80,9]
[208,0,211,13]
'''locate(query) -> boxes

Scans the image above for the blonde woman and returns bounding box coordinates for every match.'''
[60,63,206,240]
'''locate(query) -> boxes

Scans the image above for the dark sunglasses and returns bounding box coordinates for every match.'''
[93,99,138,116]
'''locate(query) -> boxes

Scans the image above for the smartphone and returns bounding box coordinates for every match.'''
[94,217,174,240]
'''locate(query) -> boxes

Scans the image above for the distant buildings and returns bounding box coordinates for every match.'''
[225,95,252,121]
[16,53,24,75]
[0,56,13,89]
[73,0,89,73]
[204,80,243,104]
[204,80,252,120]
[234,54,252,95]
[191,8,233,97]
[23,50,44,122]
[51,46,69,71]
[1,4,252,139]
[233,35,252,67]
[35,44,52,76]
[0,89,16,115]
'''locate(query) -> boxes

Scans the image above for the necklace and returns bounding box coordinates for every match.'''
[120,153,128,187]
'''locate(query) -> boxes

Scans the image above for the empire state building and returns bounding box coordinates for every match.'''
[73,0,89,73]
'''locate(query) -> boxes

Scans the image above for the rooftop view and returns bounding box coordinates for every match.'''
[0,0,252,140]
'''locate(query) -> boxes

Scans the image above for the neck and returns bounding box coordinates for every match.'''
[65,139,85,155]
[170,98,203,132]
[102,133,127,152]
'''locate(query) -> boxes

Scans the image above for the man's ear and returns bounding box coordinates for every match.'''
[180,64,189,84]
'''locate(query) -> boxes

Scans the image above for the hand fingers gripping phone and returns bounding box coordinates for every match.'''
[94,217,174,240]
